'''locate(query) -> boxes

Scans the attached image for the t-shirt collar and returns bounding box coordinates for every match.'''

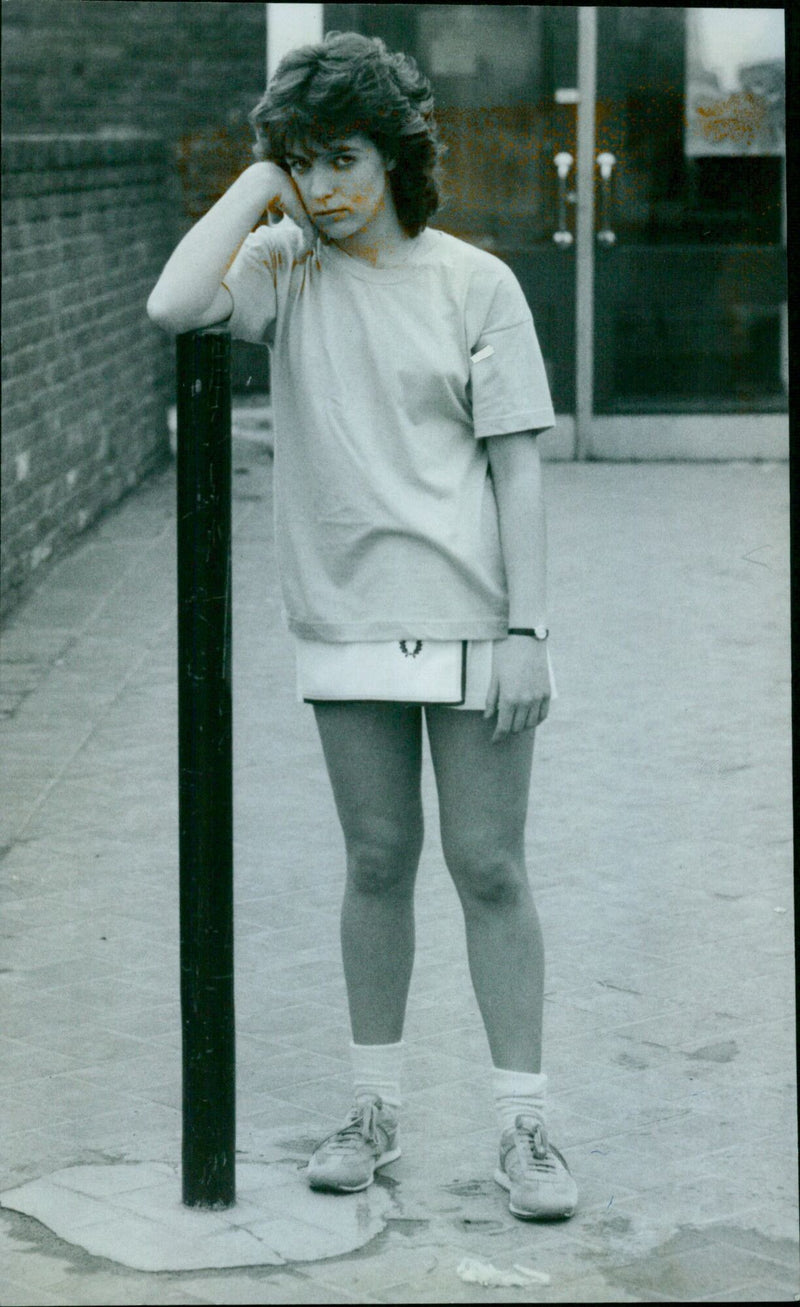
[319,228,434,282]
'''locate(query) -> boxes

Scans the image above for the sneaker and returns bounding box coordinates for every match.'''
[306,1095,401,1192]
[494,1114,577,1219]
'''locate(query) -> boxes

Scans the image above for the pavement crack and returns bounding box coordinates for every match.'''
[596,979,642,995]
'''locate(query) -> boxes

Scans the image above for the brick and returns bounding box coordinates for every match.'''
[2,270,45,303]
[2,303,54,341]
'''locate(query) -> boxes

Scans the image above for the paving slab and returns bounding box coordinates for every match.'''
[1,1162,397,1272]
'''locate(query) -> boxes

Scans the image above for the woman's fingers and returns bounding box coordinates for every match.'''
[483,671,500,720]
[286,179,319,247]
[492,698,526,742]
[492,697,549,742]
[512,704,532,734]
[267,189,317,249]
[491,699,515,742]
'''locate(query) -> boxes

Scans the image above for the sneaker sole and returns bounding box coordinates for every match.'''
[307,1146,402,1193]
[494,1167,577,1220]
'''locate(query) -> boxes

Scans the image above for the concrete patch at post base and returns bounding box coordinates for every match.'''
[0,1160,397,1272]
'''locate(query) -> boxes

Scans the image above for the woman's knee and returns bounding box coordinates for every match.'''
[443,835,528,908]
[346,816,423,896]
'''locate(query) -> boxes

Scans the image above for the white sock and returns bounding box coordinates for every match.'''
[350,1040,403,1113]
[492,1067,548,1134]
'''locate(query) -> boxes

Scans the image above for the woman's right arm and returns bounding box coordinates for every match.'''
[146,162,314,335]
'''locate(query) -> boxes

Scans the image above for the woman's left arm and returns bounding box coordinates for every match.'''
[484,431,551,743]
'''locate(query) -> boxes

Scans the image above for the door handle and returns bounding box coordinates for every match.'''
[596,152,616,245]
[553,152,574,246]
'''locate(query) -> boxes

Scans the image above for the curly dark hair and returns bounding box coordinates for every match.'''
[249,30,444,237]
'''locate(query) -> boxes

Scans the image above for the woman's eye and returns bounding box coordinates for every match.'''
[333,155,355,169]
[289,160,309,175]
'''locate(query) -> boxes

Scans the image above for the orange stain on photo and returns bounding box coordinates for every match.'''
[694,91,768,148]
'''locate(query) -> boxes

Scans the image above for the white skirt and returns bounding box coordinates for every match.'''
[295,638,557,711]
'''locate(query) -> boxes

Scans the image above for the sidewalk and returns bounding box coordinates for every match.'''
[1,443,797,1304]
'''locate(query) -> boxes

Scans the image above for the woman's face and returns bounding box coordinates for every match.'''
[284,133,398,246]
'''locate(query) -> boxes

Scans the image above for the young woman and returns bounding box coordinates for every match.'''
[148,30,576,1221]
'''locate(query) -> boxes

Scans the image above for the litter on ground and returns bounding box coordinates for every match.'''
[456,1257,551,1288]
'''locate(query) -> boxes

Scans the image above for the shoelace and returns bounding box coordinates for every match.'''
[517,1121,558,1174]
[320,1099,384,1154]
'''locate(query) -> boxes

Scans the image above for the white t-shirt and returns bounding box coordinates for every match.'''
[223,219,555,642]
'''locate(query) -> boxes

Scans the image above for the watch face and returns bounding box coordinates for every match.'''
[533,627,549,641]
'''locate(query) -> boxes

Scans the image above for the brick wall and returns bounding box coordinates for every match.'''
[2,1,272,399]
[2,1,265,152]
[1,3,275,616]
[2,1,267,228]
[1,135,175,617]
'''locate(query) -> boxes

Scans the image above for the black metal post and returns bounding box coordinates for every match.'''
[176,329,235,1208]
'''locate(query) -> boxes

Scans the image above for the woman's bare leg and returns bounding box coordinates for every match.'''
[425,707,542,1071]
[313,702,424,1044]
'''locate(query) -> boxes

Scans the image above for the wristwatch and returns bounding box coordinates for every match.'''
[508,626,549,641]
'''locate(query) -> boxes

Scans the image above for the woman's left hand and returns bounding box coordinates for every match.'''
[484,636,551,743]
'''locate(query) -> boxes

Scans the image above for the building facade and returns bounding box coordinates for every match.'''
[1,4,789,614]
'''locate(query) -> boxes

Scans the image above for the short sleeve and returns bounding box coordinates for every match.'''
[467,263,556,439]
[221,219,305,344]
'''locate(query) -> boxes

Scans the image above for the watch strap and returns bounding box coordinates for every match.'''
[508,627,549,640]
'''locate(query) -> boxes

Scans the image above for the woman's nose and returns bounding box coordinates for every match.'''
[307,165,335,200]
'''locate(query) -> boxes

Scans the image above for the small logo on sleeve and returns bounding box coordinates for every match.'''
[470,345,495,364]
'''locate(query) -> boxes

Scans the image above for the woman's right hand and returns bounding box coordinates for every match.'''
[250,162,318,252]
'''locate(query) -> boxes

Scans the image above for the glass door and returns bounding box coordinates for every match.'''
[589,6,787,457]
[411,5,579,433]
